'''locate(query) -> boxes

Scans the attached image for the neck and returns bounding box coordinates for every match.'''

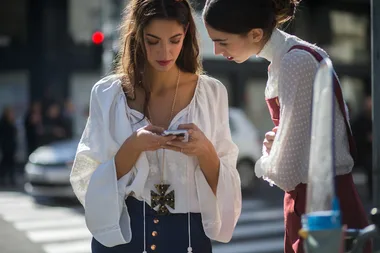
[257,28,285,62]
[148,65,180,94]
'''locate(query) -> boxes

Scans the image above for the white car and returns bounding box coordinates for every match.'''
[24,139,77,198]
[24,108,262,198]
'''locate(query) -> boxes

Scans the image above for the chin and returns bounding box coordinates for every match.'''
[234,57,249,64]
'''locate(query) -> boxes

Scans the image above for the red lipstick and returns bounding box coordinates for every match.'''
[157,60,172,66]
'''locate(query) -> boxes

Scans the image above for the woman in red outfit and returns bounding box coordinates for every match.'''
[202,0,371,252]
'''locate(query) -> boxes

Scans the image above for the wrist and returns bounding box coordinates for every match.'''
[114,132,142,179]
[198,140,215,159]
[117,133,142,159]
[128,131,144,153]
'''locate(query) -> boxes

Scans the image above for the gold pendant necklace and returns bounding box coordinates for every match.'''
[148,69,180,215]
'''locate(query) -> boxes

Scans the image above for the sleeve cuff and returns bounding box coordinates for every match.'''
[84,158,131,247]
[92,225,128,247]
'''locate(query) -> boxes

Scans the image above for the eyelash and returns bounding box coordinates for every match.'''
[219,42,228,46]
[147,41,159,45]
[146,40,181,45]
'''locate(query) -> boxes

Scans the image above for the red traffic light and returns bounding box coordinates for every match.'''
[92,31,104,44]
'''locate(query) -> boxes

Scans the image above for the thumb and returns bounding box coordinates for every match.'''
[272,126,279,133]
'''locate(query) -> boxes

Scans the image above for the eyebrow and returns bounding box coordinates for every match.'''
[146,33,183,39]
[212,38,228,42]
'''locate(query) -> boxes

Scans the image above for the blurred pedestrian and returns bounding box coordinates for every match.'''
[202,0,370,252]
[62,99,75,139]
[41,103,67,145]
[24,101,43,156]
[0,106,18,186]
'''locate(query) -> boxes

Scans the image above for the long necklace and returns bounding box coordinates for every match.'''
[148,69,180,215]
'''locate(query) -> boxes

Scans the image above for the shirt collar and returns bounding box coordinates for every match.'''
[257,28,289,62]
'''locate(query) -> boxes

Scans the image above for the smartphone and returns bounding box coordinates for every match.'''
[162,129,189,142]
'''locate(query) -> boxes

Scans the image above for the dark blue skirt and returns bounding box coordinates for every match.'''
[92,197,212,253]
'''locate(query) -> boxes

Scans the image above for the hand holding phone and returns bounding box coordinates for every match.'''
[162,129,189,142]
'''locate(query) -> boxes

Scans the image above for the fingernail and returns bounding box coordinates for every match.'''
[167,141,172,144]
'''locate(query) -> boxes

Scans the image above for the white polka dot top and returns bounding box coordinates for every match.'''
[254,29,354,192]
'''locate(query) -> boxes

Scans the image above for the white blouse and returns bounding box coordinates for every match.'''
[70,74,242,247]
[254,29,354,192]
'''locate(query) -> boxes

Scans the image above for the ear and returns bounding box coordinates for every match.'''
[248,28,264,43]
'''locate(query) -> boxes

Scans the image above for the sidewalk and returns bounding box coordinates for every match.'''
[0,215,44,253]
[0,184,44,253]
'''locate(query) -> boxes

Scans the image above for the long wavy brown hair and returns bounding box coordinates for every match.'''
[115,0,202,117]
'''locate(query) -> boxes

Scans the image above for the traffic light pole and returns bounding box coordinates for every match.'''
[371,0,380,209]
[371,4,380,251]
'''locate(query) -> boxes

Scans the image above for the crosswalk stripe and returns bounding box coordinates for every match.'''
[233,220,284,239]
[238,208,283,223]
[43,239,91,253]
[26,227,92,243]
[241,198,266,211]
[213,237,284,253]
[2,209,79,222]
[14,217,86,231]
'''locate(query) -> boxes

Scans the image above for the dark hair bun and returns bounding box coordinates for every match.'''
[272,0,301,26]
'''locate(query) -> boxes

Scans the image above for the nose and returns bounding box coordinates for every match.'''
[160,42,171,58]
[214,43,223,56]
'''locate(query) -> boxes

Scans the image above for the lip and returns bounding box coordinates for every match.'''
[226,56,234,61]
[157,60,172,66]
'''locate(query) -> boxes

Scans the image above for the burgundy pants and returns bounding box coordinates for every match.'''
[284,173,372,253]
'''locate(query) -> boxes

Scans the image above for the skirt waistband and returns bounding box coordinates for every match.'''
[126,196,201,218]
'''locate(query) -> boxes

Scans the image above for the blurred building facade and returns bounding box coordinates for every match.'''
[0,0,371,161]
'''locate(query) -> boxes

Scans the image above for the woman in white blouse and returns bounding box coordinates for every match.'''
[203,0,370,253]
[70,0,241,252]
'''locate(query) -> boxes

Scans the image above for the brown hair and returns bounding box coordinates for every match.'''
[203,0,301,38]
[273,0,301,26]
[115,0,202,117]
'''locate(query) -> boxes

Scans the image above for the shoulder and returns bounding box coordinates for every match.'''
[282,49,318,70]
[90,74,123,100]
[279,46,327,80]
[199,74,228,101]
[282,42,331,68]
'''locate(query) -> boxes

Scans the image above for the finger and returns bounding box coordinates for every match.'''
[166,140,190,149]
[162,145,194,156]
[178,123,197,130]
[187,129,203,141]
[263,139,273,149]
[187,129,196,137]
[265,131,276,141]
[145,125,165,134]
[176,136,185,141]
[161,145,181,152]
[272,126,279,133]
[157,135,177,145]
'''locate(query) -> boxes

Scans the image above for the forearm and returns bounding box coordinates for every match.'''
[197,141,220,195]
[115,133,142,179]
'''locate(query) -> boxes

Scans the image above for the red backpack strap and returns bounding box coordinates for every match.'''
[287,45,357,161]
